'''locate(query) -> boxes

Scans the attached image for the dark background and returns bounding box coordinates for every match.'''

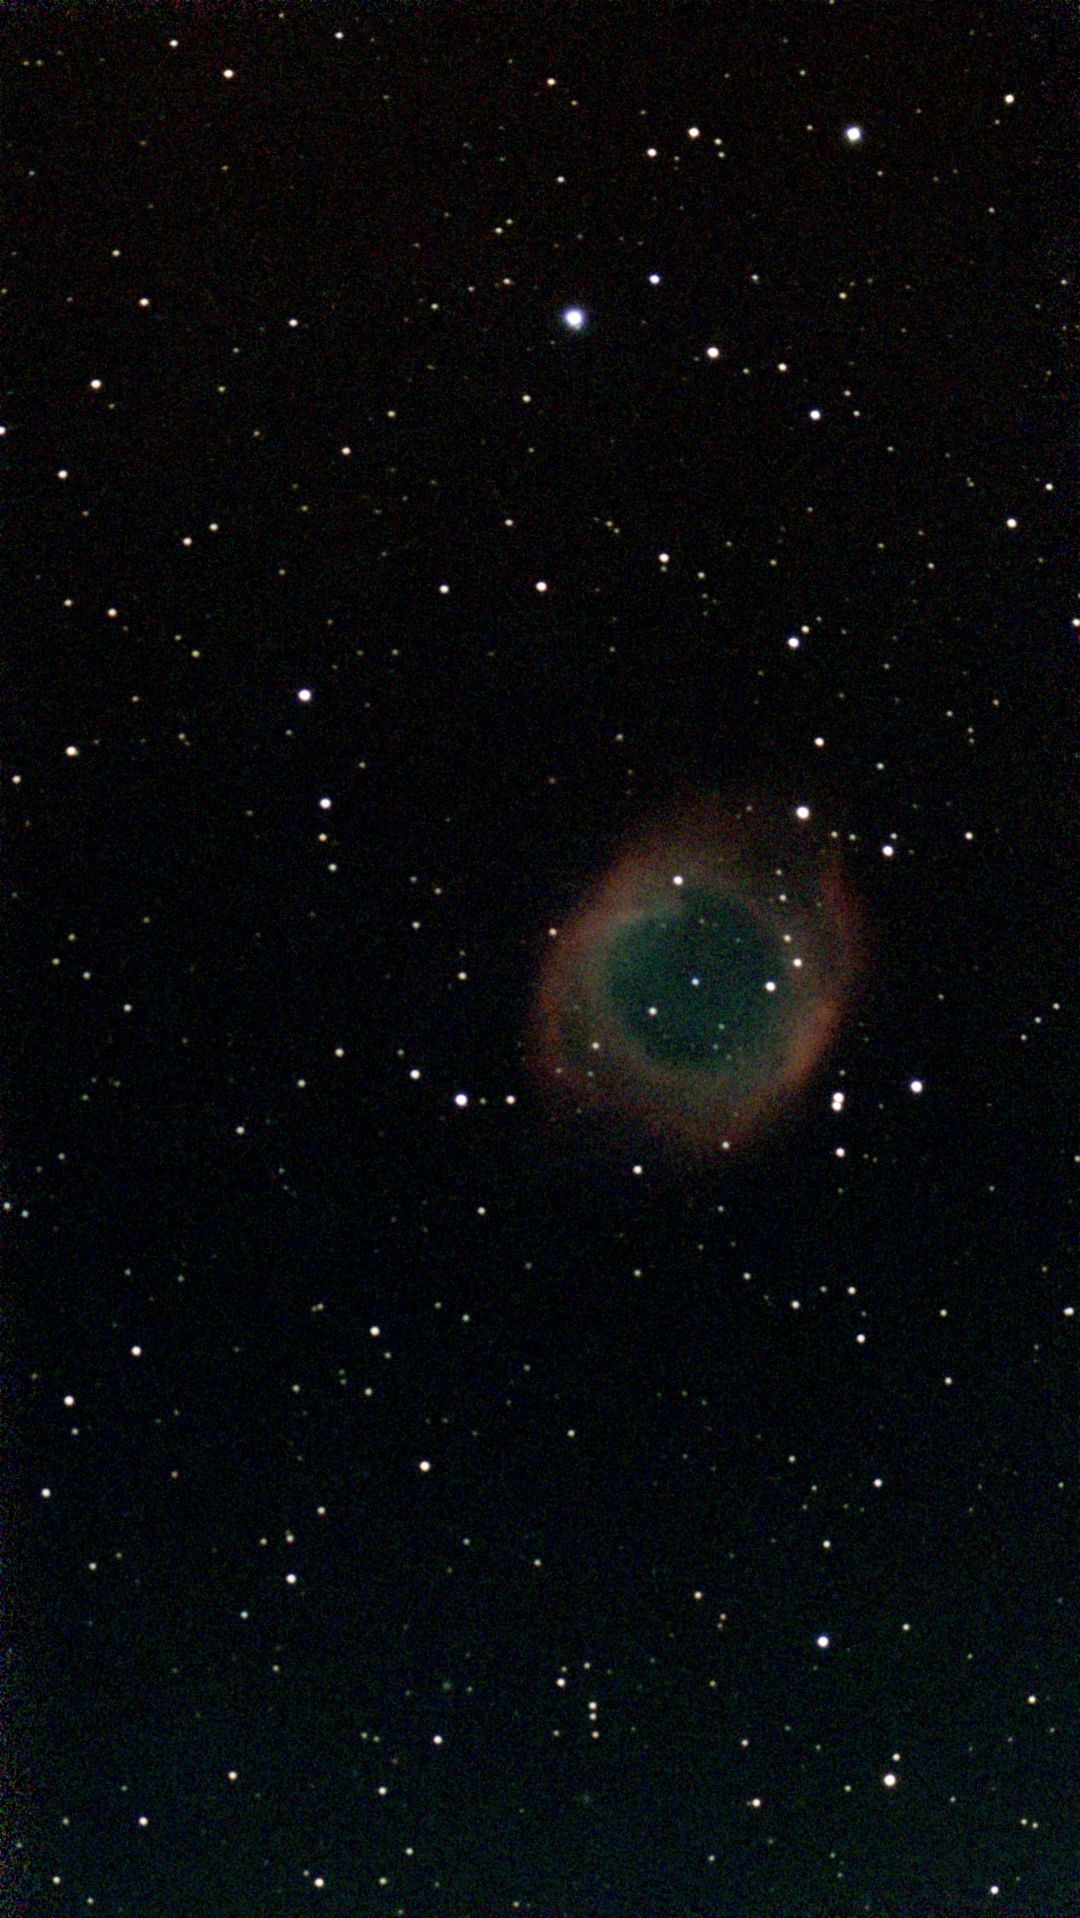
[4,3,1077,1914]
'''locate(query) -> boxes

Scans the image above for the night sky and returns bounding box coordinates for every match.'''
[6,5,1078,1916]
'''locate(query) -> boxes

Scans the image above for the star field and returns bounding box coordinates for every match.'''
[5,5,1077,1917]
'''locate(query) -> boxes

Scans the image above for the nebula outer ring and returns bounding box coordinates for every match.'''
[528,803,863,1158]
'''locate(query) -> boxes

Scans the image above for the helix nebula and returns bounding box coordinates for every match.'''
[527,795,865,1161]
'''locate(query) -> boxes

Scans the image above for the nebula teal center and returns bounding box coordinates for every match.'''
[605,884,791,1078]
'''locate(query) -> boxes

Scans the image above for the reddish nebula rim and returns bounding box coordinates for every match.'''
[527,798,866,1160]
